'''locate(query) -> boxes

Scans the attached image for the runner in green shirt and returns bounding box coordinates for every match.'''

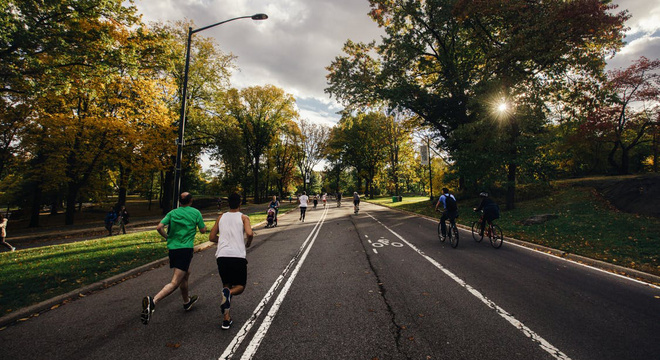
[141,192,207,325]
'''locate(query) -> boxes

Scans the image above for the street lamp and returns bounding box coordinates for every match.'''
[172,13,268,209]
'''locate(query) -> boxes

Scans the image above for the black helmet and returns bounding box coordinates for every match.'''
[479,192,489,197]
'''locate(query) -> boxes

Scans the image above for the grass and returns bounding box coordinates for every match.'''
[368,188,660,277]
[0,206,295,316]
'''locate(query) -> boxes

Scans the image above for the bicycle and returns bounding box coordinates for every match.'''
[436,211,459,248]
[471,211,503,248]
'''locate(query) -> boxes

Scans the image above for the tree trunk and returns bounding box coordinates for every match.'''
[620,146,630,175]
[118,164,129,206]
[506,162,516,211]
[653,131,658,173]
[64,182,79,225]
[253,156,260,204]
[28,183,42,228]
[607,141,620,174]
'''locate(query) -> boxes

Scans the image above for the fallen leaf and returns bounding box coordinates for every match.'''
[408,336,415,341]
[51,304,60,310]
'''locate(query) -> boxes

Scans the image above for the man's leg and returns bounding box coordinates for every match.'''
[179,271,191,303]
[440,213,448,236]
[222,284,245,322]
[154,268,188,304]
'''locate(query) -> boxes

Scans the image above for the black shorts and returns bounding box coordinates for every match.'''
[169,248,194,272]
[354,200,360,206]
[216,257,248,287]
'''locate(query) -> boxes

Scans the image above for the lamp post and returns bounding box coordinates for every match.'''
[172,13,268,209]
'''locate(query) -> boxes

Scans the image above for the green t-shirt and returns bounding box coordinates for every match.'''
[160,206,206,249]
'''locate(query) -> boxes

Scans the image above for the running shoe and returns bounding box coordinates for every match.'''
[183,294,198,311]
[220,288,231,314]
[221,319,233,330]
[141,296,155,325]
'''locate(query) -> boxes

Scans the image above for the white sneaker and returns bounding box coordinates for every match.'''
[11,246,16,252]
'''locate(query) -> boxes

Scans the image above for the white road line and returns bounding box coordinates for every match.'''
[421,216,660,289]
[219,207,328,360]
[368,213,572,360]
[373,249,378,254]
[239,206,329,360]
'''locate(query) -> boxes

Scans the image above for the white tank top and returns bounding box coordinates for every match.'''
[215,212,247,259]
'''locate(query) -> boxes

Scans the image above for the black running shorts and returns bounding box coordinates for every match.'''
[168,248,194,272]
[216,257,248,287]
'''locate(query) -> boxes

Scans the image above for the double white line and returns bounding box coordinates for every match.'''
[219,206,329,360]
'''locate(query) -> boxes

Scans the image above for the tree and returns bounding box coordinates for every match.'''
[293,119,329,193]
[326,0,629,209]
[329,112,389,198]
[223,85,298,203]
[382,109,418,196]
[583,57,660,174]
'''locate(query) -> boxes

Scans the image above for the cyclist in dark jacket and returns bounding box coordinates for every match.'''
[474,192,500,236]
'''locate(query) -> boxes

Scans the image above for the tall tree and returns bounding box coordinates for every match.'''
[582,57,660,174]
[293,119,329,193]
[326,0,629,209]
[223,85,298,203]
[329,112,389,198]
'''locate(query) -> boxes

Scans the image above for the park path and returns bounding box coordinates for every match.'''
[1,202,658,359]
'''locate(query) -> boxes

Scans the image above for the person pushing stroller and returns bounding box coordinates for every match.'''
[266,196,279,228]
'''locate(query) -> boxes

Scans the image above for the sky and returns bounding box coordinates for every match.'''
[131,0,660,169]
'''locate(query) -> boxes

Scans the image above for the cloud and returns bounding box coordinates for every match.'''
[608,0,660,69]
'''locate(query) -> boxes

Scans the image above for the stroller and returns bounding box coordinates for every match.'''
[266,207,278,228]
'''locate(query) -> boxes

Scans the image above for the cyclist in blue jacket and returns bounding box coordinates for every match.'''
[435,188,458,239]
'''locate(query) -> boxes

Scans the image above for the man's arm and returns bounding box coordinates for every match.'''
[209,214,222,243]
[243,214,254,248]
[156,222,168,240]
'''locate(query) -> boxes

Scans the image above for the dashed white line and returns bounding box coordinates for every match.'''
[373,249,378,254]
[368,213,572,360]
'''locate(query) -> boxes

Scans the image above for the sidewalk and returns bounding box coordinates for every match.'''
[3,206,257,250]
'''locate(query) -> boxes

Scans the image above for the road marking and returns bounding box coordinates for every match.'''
[373,249,378,254]
[422,217,660,290]
[369,213,572,360]
[219,206,329,360]
[239,206,329,360]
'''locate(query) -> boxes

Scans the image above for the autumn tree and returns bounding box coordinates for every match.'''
[221,85,298,203]
[582,57,660,174]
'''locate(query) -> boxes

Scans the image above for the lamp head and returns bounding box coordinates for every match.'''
[252,13,268,20]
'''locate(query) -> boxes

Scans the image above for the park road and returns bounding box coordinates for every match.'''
[1,202,659,359]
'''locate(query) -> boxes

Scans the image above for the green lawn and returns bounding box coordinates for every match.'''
[0,206,292,316]
[368,188,660,277]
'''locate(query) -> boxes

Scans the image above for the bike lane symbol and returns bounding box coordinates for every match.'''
[371,238,404,248]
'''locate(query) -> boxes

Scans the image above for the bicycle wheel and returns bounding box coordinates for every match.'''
[471,221,483,242]
[437,222,445,242]
[490,225,503,249]
[450,223,459,248]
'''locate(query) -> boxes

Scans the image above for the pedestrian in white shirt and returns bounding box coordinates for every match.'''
[298,191,309,222]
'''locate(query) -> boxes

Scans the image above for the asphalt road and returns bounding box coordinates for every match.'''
[1,202,659,360]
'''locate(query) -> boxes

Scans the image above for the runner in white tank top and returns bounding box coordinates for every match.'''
[209,193,254,330]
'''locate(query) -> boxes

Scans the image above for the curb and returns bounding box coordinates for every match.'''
[0,207,288,329]
[0,241,215,329]
[367,201,660,287]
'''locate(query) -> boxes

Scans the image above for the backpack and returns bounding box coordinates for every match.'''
[444,194,458,212]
